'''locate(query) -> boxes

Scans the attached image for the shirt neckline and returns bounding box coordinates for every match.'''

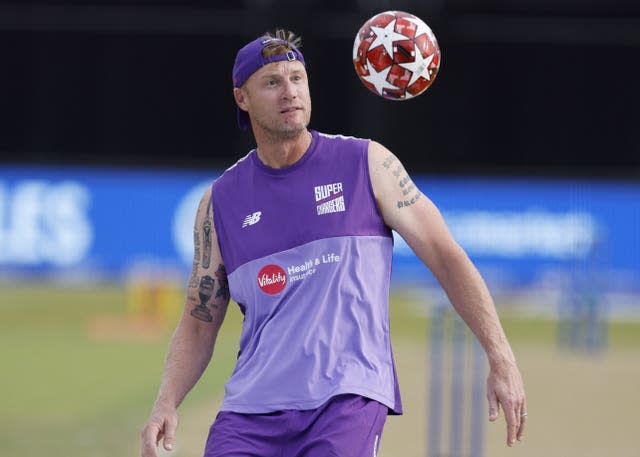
[251,130,319,176]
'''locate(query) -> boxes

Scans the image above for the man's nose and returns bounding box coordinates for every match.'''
[282,80,297,99]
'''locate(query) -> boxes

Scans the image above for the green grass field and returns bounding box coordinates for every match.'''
[1,284,639,457]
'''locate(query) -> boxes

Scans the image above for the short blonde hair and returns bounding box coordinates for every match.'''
[262,29,303,58]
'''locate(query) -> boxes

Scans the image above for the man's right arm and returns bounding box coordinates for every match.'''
[141,186,230,457]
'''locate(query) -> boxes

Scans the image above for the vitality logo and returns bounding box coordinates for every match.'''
[257,264,287,295]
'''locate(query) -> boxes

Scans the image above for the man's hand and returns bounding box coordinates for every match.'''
[487,362,527,446]
[141,405,179,457]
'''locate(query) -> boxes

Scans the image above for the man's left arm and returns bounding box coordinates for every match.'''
[367,140,527,446]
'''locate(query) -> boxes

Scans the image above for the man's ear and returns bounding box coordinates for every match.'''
[234,87,248,111]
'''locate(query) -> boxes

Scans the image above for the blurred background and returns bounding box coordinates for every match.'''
[1,1,639,457]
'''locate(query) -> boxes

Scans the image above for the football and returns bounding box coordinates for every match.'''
[353,10,441,100]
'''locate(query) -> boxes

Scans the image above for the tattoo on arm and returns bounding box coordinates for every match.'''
[396,170,422,208]
[188,225,201,288]
[397,191,422,208]
[194,228,201,262]
[214,264,230,305]
[402,182,416,196]
[190,275,214,322]
[202,196,213,269]
[382,154,422,209]
[188,262,199,288]
[382,154,397,169]
[199,275,214,306]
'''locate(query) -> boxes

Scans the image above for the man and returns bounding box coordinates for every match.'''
[141,29,526,457]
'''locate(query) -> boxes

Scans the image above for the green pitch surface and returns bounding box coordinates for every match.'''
[0,284,241,457]
[1,284,639,457]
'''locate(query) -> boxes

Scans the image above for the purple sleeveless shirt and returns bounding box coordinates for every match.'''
[211,130,402,415]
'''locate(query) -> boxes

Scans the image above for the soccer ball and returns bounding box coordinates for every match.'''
[353,11,441,100]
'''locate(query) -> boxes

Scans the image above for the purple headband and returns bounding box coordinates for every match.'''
[232,36,306,130]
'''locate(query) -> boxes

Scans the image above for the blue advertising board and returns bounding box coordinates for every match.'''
[394,177,640,291]
[1,165,639,301]
[0,165,213,279]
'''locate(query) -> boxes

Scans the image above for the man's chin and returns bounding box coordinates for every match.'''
[267,122,308,139]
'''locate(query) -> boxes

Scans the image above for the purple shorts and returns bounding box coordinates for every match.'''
[203,394,388,457]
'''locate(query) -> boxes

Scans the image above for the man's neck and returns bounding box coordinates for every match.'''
[254,129,312,169]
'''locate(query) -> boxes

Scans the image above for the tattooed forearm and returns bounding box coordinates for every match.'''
[190,275,215,322]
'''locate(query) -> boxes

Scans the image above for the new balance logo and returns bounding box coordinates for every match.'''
[242,211,262,228]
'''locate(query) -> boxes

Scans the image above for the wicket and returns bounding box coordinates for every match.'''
[428,304,486,457]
